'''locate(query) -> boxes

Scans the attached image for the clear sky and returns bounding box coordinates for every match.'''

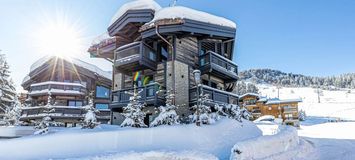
[0,0,355,91]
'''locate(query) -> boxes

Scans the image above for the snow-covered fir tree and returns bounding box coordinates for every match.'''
[234,81,259,95]
[299,109,306,121]
[239,68,355,89]
[0,54,16,119]
[82,91,100,129]
[1,95,22,126]
[227,104,252,122]
[121,85,147,128]
[150,89,179,127]
[34,91,56,135]
[191,89,213,126]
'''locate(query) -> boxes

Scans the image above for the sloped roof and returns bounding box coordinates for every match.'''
[265,98,303,105]
[23,56,112,84]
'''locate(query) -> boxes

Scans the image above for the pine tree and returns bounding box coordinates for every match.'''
[150,89,179,127]
[34,91,56,135]
[0,54,16,119]
[1,95,22,126]
[299,110,306,121]
[82,91,100,129]
[191,89,213,126]
[121,85,147,128]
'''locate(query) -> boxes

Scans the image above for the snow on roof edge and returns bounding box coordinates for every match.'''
[148,6,237,29]
[25,56,112,84]
[109,0,162,27]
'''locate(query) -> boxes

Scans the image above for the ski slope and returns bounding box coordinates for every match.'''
[258,85,355,120]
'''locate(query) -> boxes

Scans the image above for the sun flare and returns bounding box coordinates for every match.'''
[34,19,83,58]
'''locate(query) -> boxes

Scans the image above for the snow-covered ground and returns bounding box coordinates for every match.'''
[258,85,355,120]
[0,118,261,160]
[257,85,355,159]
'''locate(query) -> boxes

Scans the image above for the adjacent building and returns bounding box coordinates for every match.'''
[88,1,239,125]
[239,93,302,126]
[21,56,112,127]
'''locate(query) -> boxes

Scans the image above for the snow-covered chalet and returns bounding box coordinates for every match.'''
[21,56,112,127]
[88,0,239,125]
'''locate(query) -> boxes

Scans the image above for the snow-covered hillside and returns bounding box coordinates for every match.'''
[258,84,355,120]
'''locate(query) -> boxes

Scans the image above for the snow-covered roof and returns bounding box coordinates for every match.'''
[109,0,162,27]
[240,93,260,99]
[26,56,112,82]
[30,81,85,88]
[265,98,302,105]
[148,6,236,29]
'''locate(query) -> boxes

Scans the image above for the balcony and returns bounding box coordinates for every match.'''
[199,51,238,82]
[88,35,132,60]
[114,41,157,73]
[111,83,164,108]
[29,81,86,97]
[20,106,110,121]
[189,85,239,106]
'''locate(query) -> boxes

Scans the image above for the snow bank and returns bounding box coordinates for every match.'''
[109,0,162,27]
[0,118,261,159]
[64,151,218,160]
[0,126,34,138]
[150,6,236,28]
[230,126,299,160]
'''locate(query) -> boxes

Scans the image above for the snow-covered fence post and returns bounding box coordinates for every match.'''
[150,89,179,127]
[121,84,147,128]
[82,91,100,129]
[34,91,56,135]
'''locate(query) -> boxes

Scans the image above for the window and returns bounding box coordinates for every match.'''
[68,100,83,107]
[96,103,109,110]
[96,85,110,98]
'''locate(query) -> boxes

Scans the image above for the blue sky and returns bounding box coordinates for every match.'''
[0,0,355,90]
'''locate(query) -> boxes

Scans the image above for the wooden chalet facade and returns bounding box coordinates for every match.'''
[21,56,112,127]
[88,1,239,125]
[239,93,302,126]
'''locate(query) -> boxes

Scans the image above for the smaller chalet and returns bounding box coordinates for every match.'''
[239,93,302,126]
[21,56,112,127]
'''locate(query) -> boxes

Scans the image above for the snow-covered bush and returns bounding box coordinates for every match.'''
[150,89,179,127]
[225,104,251,122]
[298,109,306,121]
[34,91,58,135]
[121,85,147,128]
[191,91,213,126]
[82,91,100,129]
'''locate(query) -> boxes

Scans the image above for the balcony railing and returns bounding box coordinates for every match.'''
[114,41,157,73]
[29,81,86,96]
[20,106,110,121]
[111,83,164,108]
[199,51,238,82]
[189,85,239,106]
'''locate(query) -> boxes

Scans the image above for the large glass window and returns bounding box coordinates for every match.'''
[68,100,83,107]
[95,103,109,110]
[96,85,110,98]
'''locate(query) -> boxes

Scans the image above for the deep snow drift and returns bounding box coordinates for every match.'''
[0,118,261,160]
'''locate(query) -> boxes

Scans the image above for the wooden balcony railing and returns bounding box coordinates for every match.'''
[199,51,238,82]
[189,85,239,106]
[29,81,86,96]
[111,83,164,108]
[114,41,157,73]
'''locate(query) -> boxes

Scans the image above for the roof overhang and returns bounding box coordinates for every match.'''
[108,9,155,37]
[140,18,236,39]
